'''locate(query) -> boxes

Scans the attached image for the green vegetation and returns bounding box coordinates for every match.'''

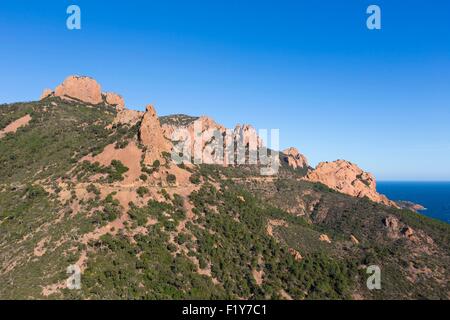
[152,160,160,168]
[25,184,48,199]
[0,100,448,300]
[75,159,129,183]
[108,160,129,182]
[166,174,176,185]
[185,182,356,299]
[189,172,201,184]
[137,186,149,197]
[0,99,120,184]
[159,114,199,127]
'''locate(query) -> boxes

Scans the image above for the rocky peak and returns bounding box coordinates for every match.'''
[53,75,103,105]
[145,104,157,117]
[305,160,396,207]
[282,147,308,170]
[139,104,171,165]
[199,116,226,132]
[40,75,126,110]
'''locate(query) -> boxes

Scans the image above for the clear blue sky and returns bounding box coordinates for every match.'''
[1,0,449,180]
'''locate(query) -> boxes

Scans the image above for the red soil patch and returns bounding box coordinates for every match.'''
[82,141,142,184]
[42,281,66,297]
[0,114,32,138]
[34,237,49,257]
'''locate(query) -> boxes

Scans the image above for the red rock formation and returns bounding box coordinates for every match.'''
[233,124,264,152]
[383,216,400,238]
[383,216,420,241]
[162,115,227,165]
[40,89,53,100]
[162,116,225,149]
[104,92,125,111]
[306,160,396,207]
[319,234,332,243]
[139,104,172,165]
[162,116,266,166]
[288,248,303,261]
[37,76,400,209]
[40,75,126,110]
[401,227,415,239]
[54,76,103,105]
[282,147,308,170]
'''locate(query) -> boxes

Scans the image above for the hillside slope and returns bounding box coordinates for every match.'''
[0,85,449,299]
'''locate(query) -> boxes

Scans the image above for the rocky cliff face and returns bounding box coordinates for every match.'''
[40,75,125,110]
[162,115,226,164]
[162,115,264,166]
[305,160,395,206]
[233,124,264,152]
[161,115,225,145]
[139,104,172,165]
[282,147,308,170]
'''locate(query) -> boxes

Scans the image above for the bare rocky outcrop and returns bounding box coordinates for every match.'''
[383,216,400,231]
[163,115,225,136]
[104,92,125,111]
[319,234,331,243]
[162,115,226,159]
[162,115,265,166]
[350,234,360,244]
[233,124,264,152]
[288,248,303,261]
[40,89,53,100]
[53,76,103,105]
[40,75,126,110]
[305,160,396,207]
[282,147,308,170]
[139,104,172,165]
[401,227,415,239]
[383,216,420,242]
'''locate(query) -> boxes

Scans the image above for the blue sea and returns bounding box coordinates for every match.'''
[377,181,450,224]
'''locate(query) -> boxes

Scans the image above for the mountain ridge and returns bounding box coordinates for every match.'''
[0,75,448,300]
